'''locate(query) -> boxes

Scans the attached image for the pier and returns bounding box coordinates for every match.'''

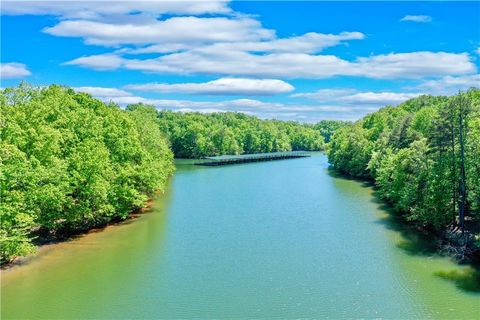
[194,151,310,166]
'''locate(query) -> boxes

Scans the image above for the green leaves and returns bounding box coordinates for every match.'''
[0,85,174,263]
[155,110,325,158]
[327,89,480,234]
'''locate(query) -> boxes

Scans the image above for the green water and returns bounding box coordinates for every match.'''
[1,154,479,319]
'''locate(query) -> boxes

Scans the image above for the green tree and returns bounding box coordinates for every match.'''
[327,90,480,238]
[0,85,174,263]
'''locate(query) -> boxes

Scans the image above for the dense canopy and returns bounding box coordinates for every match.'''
[0,84,174,263]
[327,89,480,251]
[151,109,326,158]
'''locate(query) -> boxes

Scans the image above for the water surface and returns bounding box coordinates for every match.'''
[2,154,479,318]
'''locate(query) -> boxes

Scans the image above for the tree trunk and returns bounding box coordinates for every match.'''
[457,95,467,235]
[450,115,457,224]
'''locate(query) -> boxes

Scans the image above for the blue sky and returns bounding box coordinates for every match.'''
[1,1,479,121]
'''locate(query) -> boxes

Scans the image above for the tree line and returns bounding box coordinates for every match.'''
[327,89,480,251]
[149,108,328,158]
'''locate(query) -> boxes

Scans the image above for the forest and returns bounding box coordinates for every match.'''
[0,84,175,263]
[327,89,480,255]
[0,84,340,263]
[150,108,326,158]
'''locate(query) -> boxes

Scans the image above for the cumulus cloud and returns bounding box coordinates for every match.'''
[44,16,274,46]
[292,89,422,106]
[353,52,474,79]
[416,74,480,94]
[72,86,371,121]
[400,15,432,23]
[21,0,474,82]
[116,31,365,54]
[0,62,31,79]
[64,54,125,70]
[31,2,361,52]
[292,89,357,100]
[341,92,422,105]
[290,87,427,119]
[215,31,365,54]
[125,78,294,96]
[74,86,132,97]
[1,1,231,18]
[68,51,476,80]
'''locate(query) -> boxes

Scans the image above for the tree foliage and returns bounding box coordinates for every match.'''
[314,120,351,143]
[151,110,326,158]
[0,84,174,263]
[327,90,480,237]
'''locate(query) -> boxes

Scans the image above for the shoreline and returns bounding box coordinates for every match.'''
[328,167,480,266]
[1,194,159,271]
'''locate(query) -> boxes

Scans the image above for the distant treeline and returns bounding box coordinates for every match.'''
[126,107,350,159]
[327,89,480,250]
[0,84,174,263]
[0,84,348,263]
[147,108,328,158]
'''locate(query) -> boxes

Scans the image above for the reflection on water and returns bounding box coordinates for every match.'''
[2,154,479,319]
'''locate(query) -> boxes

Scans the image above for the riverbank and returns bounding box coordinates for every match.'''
[374,190,480,265]
[328,167,480,266]
[1,193,161,270]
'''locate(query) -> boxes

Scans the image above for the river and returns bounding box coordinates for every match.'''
[1,153,479,319]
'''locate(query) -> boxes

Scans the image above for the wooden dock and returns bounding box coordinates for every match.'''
[194,151,310,166]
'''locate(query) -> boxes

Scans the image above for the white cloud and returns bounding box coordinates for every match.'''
[292,89,422,106]
[20,0,469,82]
[0,62,31,79]
[125,78,294,96]
[354,52,474,79]
[74,86,132,97]
[400,15,432,23]
[126,31,365,54]
[123,43,197,54]
[68,51,475,80]
[292,89,358,100]
[340,92,421,105]
[44,16,274,46]
[72,86,381,122]
[416,74,480,94]
[64,54,125,70]
[1,1,231,18]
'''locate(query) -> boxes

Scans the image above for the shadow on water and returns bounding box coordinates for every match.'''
[434,268,480,293]
[327,167,480,294]
[326,167,437,256]
[327,167,374,187]
[371,190,480,294]
[370,191,480,293]
[371,197,440,257]
[373,191,480,294]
